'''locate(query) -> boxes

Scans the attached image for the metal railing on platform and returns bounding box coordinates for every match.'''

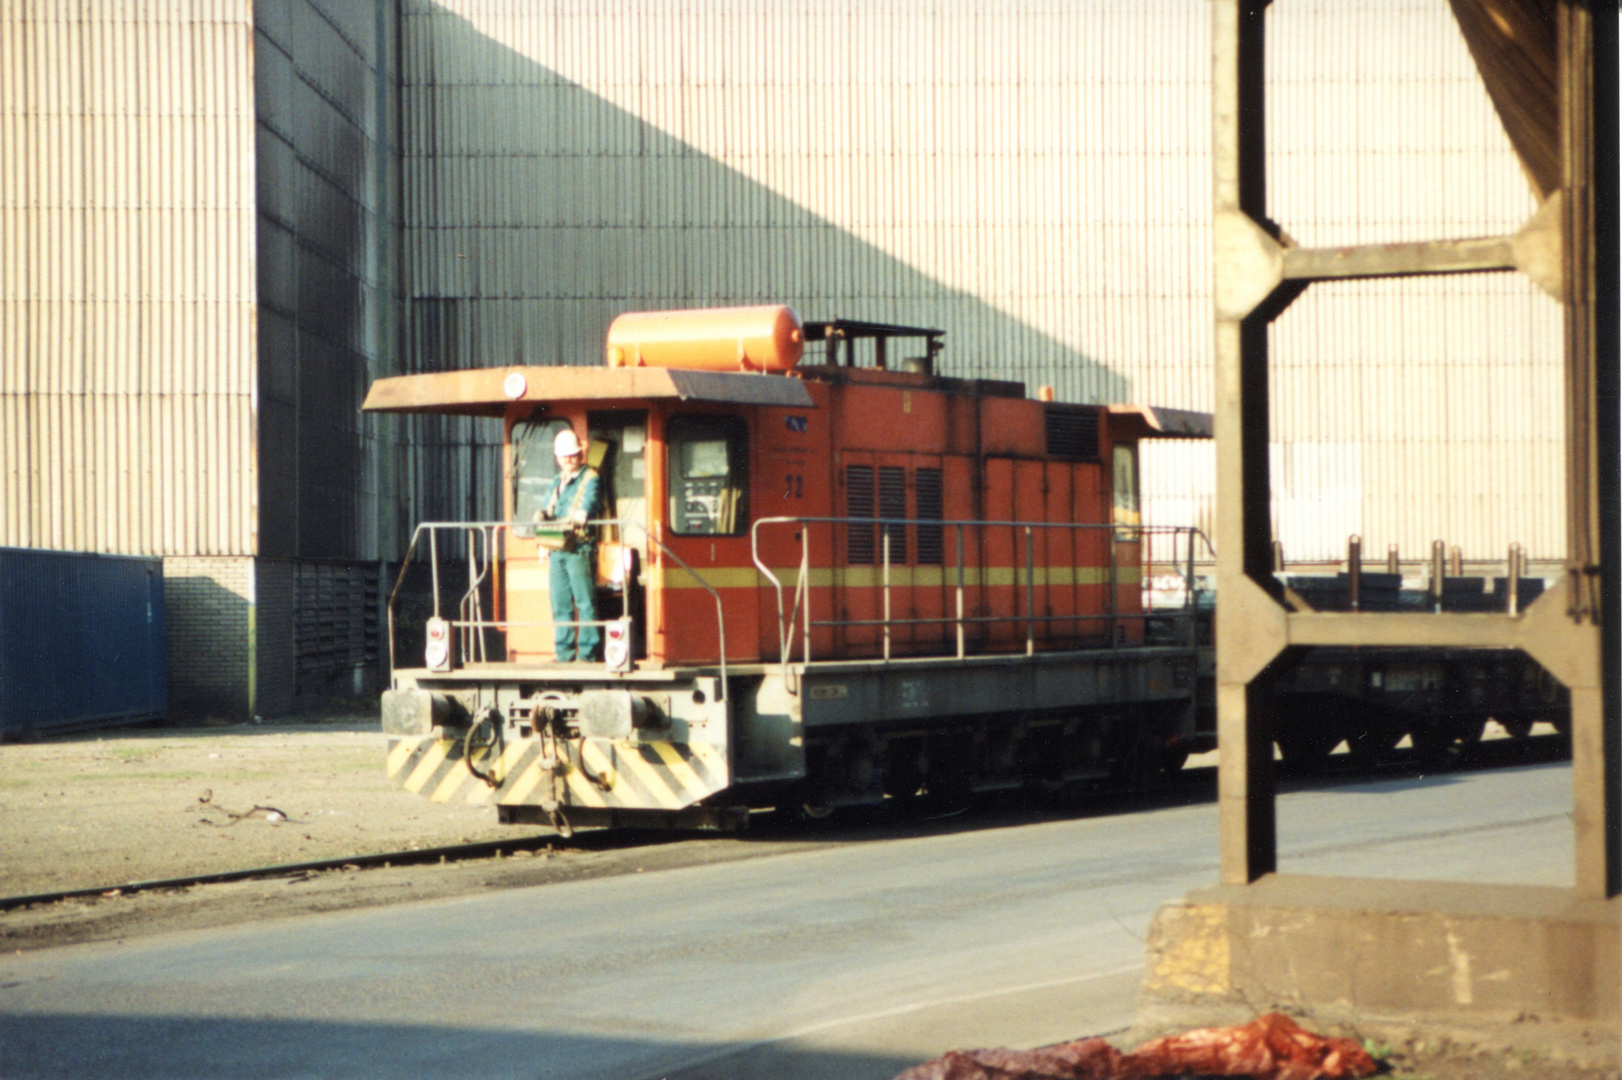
[386,519,730,698]
[750,516,1211,668]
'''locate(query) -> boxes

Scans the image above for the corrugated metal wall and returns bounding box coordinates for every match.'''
[397,0,1563,563]
[395,0,1216,534]
[1,1,258,557]
[3,1,1566,571]
[399,1,1209,406]
[1264,0,1564,562]
[255,0,403,561]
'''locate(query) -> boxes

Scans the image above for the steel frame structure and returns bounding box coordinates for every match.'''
[1211,0,1618,899]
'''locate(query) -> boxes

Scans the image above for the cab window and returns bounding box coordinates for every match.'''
[667,415,748,535]
[1112,444,1140,539]
[512,417,570,534]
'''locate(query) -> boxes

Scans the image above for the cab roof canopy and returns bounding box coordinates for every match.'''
[1106,404,1213,440]
[361,365,816,417]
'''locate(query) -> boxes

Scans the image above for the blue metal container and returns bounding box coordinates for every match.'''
[0,548,166,738]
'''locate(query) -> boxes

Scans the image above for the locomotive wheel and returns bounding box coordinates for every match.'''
[1160,744,1192,776]
[1495,717,1534,740]
[911,778,974,817]
[1407,721,1471,768]
[1276,731,1338,774]
[1346,726,1403,765]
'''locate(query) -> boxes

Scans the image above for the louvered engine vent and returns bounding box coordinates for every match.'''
[1045,406,1101,461]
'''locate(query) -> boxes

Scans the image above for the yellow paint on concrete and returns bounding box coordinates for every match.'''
[1144,903,1231,996]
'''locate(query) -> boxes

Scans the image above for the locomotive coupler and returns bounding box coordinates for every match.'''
[463,707,504,787]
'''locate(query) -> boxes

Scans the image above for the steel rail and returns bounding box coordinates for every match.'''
[0,835,566,914]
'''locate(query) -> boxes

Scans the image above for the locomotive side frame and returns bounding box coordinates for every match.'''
[366,313,1213,831]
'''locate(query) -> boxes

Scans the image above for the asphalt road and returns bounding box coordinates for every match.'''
[0,762,1575,1080]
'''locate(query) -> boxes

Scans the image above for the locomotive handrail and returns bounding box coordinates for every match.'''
[387,519,729,701]
[620,518,729,702]
[752,516,1211,671]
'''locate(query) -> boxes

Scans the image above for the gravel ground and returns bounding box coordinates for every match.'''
[0,715,828,953]
[0,716,524,899]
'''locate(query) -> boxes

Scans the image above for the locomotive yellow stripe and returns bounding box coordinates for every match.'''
[465,740,532,805]
[430,758,473,802]
[580,739,618,791]
[386,737,421,779]
[564,764,609,808]
[497,738,530,780]
[648,741,710,798]
[405,739,452,792]
[658,567,769,589]
[576,743,619,807]
[390,734,731,812]
[689,741,724,771]
[613,745,686,809]
[502,756,551,805]
[678,742,726,791]
[659,565,1130,590]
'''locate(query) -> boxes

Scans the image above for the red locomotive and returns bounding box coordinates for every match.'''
[364,306,1209,832]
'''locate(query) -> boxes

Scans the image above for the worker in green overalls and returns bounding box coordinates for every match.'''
[541,428,602,662]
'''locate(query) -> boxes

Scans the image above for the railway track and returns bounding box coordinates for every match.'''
[0,833,610,915]
[0,733,1567,915]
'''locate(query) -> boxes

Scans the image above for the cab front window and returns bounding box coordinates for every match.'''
[512,417,570,534]
[667,415,748,535]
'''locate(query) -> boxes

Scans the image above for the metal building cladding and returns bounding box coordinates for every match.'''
[0,548,165,739]
[0,0,1564,716]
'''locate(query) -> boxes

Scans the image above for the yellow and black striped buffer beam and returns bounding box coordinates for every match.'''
[386,735,730,811]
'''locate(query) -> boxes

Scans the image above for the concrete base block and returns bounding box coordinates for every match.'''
[1141,874,1619,1062]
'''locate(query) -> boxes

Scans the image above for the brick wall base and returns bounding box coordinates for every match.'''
[163,556,254,719]
[163,557,381,720]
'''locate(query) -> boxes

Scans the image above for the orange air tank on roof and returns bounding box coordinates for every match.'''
[605,305,805,373]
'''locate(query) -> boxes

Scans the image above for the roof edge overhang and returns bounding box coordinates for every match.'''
[1107,404,1214,439]
[361,366,817,416]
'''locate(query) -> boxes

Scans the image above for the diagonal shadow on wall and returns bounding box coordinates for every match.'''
[402,2,1132,401]
[399,1,1135,527]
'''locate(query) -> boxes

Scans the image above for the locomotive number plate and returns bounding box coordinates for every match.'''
[809,684,848,700]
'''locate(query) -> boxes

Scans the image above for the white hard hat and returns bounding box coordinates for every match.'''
[553,428,583,457]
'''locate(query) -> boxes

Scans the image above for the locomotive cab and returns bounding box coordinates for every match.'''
[505,403,761,669]
[363,306,1212,832]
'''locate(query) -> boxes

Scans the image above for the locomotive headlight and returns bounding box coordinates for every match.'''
[425,616,452,672]
[604,618,632,672]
